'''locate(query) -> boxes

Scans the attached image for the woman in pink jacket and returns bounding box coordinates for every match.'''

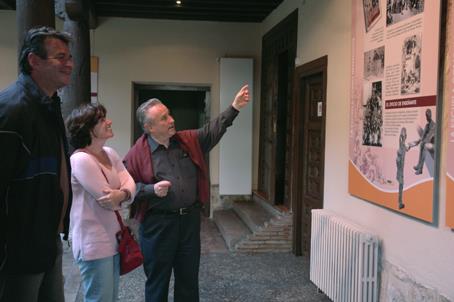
[66,103,136,302]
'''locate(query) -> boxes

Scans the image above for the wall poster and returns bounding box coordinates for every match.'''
[350,0,440,222]
[447,6,454,229]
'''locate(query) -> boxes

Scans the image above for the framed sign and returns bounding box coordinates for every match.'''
[350,0,440,222]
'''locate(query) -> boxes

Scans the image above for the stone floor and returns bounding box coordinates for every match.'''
[64,216,330,302]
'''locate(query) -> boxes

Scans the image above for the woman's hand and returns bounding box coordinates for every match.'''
[97,189,127,210]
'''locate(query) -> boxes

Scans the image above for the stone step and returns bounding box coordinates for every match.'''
[236,246,292,253]
[232,200,274,233]
[248,235,292,241]
[214,198,293,253]
[213,209,251,251]
[238,241,292,247]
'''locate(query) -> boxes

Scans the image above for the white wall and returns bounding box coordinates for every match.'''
[0,12,262,186]
[219,58,253,195]
[0,12,18,88]
[92,17,261,185]
[263,0,454,300]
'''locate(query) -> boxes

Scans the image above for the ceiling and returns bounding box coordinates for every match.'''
[0,0,284,23]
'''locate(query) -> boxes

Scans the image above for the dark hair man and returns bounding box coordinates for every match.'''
[0,26,73,302]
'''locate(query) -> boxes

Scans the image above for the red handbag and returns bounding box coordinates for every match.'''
[115,211,144,275]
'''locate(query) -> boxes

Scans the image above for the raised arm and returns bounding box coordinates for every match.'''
[231,84,250,111]
[197,84,250,152]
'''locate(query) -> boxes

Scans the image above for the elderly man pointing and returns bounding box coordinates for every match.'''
[124,85,250,302]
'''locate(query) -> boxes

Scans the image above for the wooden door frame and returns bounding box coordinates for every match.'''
[257,9,298,206]
[290,56,327,256]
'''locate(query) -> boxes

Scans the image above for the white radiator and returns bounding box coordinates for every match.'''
[310,209,379,302]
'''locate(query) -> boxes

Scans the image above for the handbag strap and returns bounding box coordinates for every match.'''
[115,210,126,230]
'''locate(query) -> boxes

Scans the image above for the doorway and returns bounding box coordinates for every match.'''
[290,56,327,256]
[258,9,298,210]
[275,50,289,206]
[132,84,210,141]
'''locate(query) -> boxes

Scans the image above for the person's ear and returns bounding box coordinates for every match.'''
[144,123,152,133]
[27,52,42,70]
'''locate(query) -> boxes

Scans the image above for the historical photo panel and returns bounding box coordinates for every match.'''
[363,0,381,32]
[387,0,424,26]
[362,81,383,147]
[401,34,422,95]
[350,0,440,222]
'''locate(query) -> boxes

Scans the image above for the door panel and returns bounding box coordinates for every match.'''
[291,56,327,256]
[301,75,325,256]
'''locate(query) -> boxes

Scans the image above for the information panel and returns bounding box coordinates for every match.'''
[349,0,440,222]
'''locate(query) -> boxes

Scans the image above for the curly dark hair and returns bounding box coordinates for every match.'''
[66,103,107,149]
[19,26,72,75]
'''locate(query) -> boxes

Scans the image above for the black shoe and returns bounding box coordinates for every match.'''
[415,170,422,175]
[399,203,405,209]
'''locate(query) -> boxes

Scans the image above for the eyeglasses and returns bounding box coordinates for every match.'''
[46,54,73,63]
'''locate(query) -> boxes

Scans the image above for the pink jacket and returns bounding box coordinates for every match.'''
[70,147,136,261]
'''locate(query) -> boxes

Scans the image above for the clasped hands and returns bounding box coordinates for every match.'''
[97,188,129,210]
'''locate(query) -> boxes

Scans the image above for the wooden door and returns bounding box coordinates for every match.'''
[258,10,297,209]
[291,56,327,256]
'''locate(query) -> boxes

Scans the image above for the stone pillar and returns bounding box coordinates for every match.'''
[16,0,55,60]
[58,0,91,118]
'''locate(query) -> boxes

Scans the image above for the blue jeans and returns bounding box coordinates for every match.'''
[77,253,120,302]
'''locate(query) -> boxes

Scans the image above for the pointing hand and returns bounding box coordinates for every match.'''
[232,84,250,111]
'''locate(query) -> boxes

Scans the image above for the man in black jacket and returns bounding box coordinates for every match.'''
[0,27,73,302]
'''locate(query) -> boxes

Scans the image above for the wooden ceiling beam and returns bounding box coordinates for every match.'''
[98,7,266,18]
[94,1,278,9]
[96,12,264,22]
[90,0,282,23]
[94,5,273,14]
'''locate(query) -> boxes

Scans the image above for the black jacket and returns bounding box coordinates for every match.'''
[0,74,72,274]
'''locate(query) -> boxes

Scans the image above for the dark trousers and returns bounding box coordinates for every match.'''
[0,237,64,302]
[140,208,201,302]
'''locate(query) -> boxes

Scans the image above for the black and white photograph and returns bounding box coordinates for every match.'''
[401,34,422,95]
[386,0,424,26]
[364,46,385,80]
[363,0,381,32]
[362,81,383,147]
